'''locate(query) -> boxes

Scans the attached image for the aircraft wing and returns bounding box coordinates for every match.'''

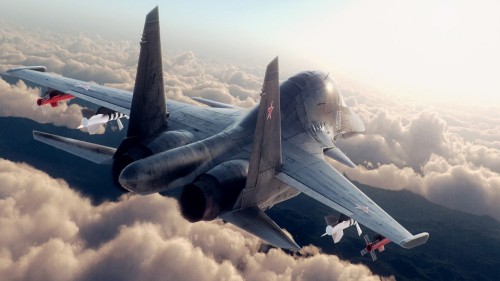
[276,148,429,249]
[4,67,240,135]
[5,67,132,115]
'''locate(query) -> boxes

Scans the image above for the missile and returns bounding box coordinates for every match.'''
[321,214,362,243]
[360,234,391,261]
[32,89,75,114]
[77,112,128,135]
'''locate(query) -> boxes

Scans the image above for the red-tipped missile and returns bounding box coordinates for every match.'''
[36,89,74,107]
[360,234,391,261]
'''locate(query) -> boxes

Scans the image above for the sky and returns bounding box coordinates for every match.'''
[1,1,500,280]
[1,0,500,106]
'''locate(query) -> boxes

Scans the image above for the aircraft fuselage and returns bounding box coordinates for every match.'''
[119,71,364,214]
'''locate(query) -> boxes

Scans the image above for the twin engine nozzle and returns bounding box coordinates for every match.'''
[116,130,249,222]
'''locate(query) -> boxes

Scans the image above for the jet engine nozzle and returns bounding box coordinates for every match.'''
[180,177,221,222]
[179,160,248,222]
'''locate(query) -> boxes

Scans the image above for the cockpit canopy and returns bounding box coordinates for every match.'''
[280,71,365,148]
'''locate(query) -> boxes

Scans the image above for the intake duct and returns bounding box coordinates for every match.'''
[180,160,248,222]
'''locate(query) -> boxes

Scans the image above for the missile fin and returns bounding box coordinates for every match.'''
[332,229,344,243]
[87,124,101,135]
[117,118,124,131]
[355,222,363,236]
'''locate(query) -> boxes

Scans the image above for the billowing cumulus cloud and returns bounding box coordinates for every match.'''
[338,110,452,171]
[164,51,259,107]
[0,25,263,135]
[0,158,390,281]
[334,87,500,221]
[0,26,261,110]
[333,155,500,221]
[0,77,83,129]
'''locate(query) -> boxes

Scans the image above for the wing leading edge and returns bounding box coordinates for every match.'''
[5,67,132,115]
[276,150,428,249]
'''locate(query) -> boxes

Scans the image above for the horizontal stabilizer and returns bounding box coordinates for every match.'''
[191,97,241,109]
[355,222,363,236]
[324,147,356,168]
[221,207,300,250]
[33,131,116,164]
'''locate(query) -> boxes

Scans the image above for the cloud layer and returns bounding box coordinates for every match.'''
[0,158,389,281]
[336,89,500,221]
[0,26,262,109]
[0,77,83,129]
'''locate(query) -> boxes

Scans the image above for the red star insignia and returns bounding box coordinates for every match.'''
[267,100,274,120]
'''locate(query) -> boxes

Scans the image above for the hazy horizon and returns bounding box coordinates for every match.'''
[1,0,500,107]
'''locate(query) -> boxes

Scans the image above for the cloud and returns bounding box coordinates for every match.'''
[333,87,500,221]
[0,25,265,136]
[0,77,83,129]
[1,26,261,111]
[338,109,452,171]
[0,27,137,86]
[0,158,391,281]
[165,51,259,107]
[334,154,500,221]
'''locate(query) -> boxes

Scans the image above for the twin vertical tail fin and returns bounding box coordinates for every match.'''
[127,6,167,139]
[221,57,300,250]
[27,7,165,168]
[241,57,282,206]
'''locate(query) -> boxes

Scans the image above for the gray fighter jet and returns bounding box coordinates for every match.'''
[4,7,428,252]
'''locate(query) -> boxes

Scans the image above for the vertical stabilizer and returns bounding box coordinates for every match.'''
[224,57,299,250]
[246,57,282,186]
[237,57,282,208]
[128,6,167,139]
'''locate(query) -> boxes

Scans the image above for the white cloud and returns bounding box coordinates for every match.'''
[1,26,261,111]
[0,25,265,136]
[335,154,500,221]
[0,77,83,129]
[334,87,500,221]
[0,158,390,281]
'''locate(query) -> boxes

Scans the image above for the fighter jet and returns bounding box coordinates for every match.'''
[4,7,429,252]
